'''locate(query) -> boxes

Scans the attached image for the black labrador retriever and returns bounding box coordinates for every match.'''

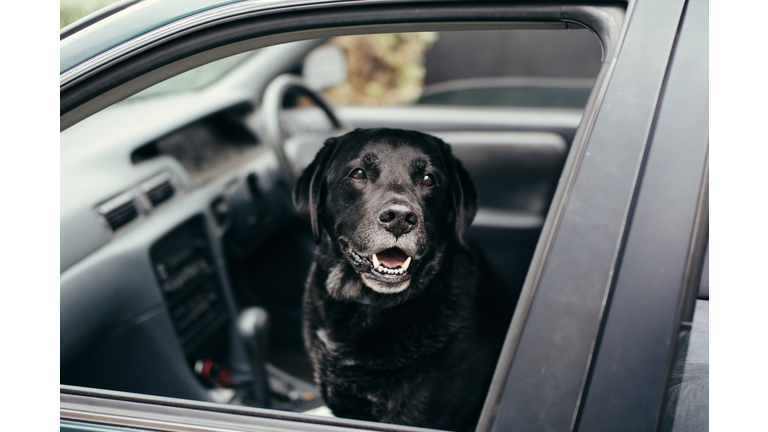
[294,128,518,431]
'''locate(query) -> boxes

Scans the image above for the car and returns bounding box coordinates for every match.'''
[59,0,709,431]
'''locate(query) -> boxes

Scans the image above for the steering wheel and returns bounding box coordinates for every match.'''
[260,74,347,188]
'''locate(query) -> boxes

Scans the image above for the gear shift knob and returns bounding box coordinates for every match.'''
[237,306,270,407]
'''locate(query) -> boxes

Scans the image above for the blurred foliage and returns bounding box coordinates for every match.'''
[61,0,121,28]
[324,33,438,106]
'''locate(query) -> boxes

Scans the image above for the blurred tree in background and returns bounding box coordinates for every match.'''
[61,0,120,28]
[324,33,437,106]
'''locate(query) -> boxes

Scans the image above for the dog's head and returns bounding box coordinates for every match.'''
[294,128,477,306]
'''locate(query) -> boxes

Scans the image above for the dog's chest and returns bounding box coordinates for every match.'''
[316,346,434,424]
[311,326,439,416]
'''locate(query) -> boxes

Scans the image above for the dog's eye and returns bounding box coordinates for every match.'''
[349,168,366,180]
[422,174,436,187]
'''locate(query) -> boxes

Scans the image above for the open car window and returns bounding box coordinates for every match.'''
[61,22,599,406]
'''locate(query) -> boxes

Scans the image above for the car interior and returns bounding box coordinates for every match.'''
[60,26,706,423]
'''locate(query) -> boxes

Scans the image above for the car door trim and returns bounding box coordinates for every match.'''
[61,386,437,432]
[480,0,694,430]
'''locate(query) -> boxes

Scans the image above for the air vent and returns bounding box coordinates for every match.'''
[146,180,175,207]
[105,201,139,230]
[96,173,180,235]
[97,192,139,232]
[141,173,177,209]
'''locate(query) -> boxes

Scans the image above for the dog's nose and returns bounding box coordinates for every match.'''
[379,202,418,237]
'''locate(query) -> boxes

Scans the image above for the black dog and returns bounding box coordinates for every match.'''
[294,128,518,431]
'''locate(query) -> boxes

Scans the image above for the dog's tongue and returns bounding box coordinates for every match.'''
[374,248,409,268]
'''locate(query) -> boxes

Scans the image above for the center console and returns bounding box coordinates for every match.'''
[150,216,230,370]
[149,215,322,410]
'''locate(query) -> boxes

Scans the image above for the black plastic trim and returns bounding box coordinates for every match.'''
[485,0,691,430]
[476,3,626,431]
[571,0,693,426]
[574,0,709,428]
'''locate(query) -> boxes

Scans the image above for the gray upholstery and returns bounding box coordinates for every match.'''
[661,300,709,432]
[662,241,709,431]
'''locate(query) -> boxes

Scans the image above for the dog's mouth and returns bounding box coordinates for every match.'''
[350,247,412,275]
[345,244,414,294]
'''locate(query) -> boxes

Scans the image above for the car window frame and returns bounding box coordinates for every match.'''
[59,1,613,131]
[59,1,708,431]
[574,0,709,428]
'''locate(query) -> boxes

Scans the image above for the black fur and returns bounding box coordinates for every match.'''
[294,128,517,431]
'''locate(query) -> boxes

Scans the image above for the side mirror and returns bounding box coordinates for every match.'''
[302,44,347,91]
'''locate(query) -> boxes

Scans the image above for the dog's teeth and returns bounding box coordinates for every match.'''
[372,253,380,268]
[377,265,384,272]
[401,257,412,271]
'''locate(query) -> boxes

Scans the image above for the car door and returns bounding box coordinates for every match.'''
[60,0,708,431]
[479,0,708,430]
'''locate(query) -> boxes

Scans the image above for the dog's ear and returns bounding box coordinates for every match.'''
[422,133,478,249]
[449,155,478,249]
[293,137,339,244]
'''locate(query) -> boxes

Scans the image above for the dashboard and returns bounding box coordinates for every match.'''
[59,82,300,403]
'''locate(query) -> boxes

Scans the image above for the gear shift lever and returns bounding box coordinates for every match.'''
[237,306,270,407]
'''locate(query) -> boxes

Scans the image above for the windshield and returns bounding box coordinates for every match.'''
[127,51,255,100]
